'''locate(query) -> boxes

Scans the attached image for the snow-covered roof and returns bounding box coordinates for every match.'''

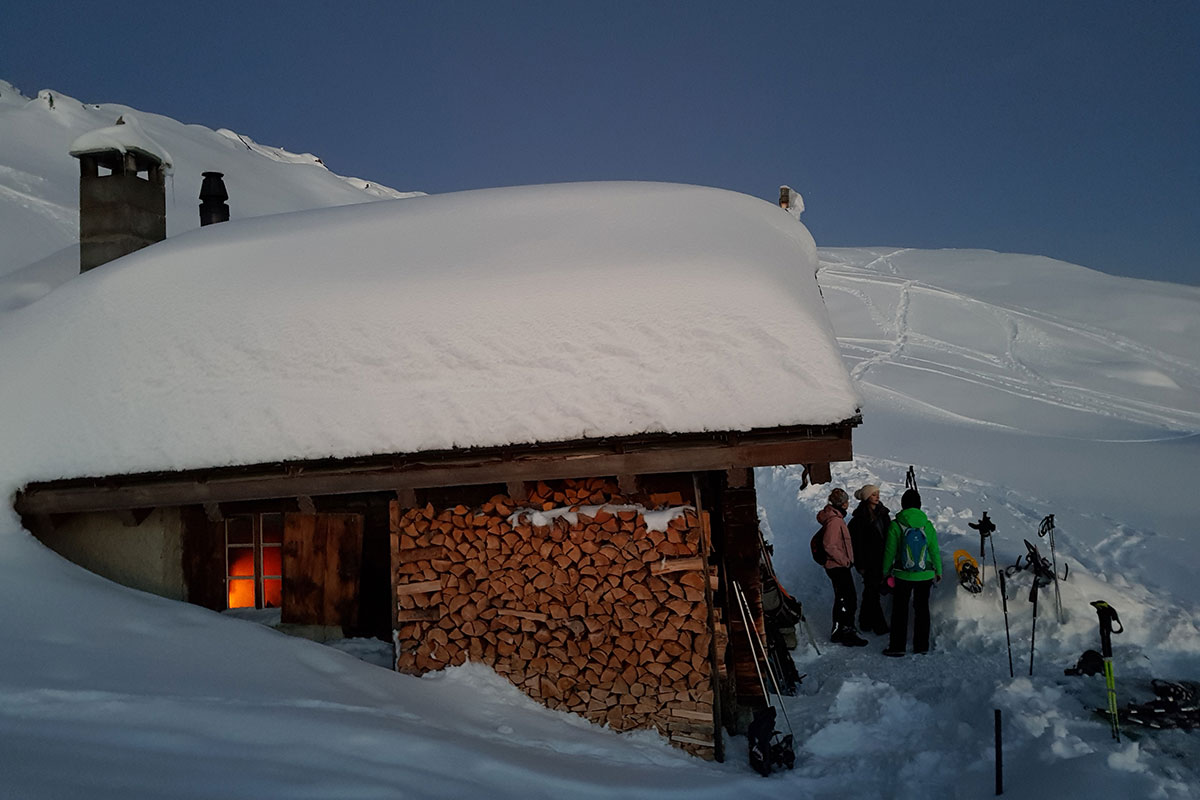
[68,114,173,168]
[1,181,859,487]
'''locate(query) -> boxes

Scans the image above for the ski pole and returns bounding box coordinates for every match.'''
[998,570,1014,678]
[905,466,918,492]
[734,582,794,737]
[1028,577,1040,676]
[732,581,770,702]
[970,512,997,591]
[994,708,1004,795]
[800,613,822,657]
[1039,515,1065,624]
[1091,600,1123,740]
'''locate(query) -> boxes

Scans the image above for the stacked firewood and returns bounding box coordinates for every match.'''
[390,478,726,758]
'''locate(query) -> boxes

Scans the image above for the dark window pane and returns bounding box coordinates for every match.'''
[226,516,253,545]
[261,513,283,544]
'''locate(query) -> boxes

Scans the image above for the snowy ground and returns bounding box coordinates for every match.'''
[2,246,1196,798]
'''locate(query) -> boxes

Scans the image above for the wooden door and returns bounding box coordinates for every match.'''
[282,513,363,628]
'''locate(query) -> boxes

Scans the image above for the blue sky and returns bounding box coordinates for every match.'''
[5,1,1197,284]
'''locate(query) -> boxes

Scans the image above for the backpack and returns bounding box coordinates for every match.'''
[810,531,829,565]
[899,525,931,571]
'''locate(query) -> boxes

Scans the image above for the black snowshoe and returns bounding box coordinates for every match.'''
[1122,680,1200,730]
[1005,539,1065,588]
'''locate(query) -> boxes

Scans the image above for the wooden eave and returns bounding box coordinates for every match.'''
[14,419,859,516]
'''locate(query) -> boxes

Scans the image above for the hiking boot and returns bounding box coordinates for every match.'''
[838,629,869,647]
[883,647,906,657]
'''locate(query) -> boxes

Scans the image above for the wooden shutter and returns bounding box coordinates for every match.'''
[181,506,227,611]
[282,512,363,627]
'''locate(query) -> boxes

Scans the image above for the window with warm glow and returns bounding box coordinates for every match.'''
[226,513,283,609]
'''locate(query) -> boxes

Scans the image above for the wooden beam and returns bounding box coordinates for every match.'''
[203,502,223,522]
[15,430,853,516]
[115,507,152,528]
[725,467,750,488]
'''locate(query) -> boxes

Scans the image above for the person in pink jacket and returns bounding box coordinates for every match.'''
[818,487,868,646]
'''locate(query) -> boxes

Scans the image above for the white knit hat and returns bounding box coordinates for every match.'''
[854,484,880,501]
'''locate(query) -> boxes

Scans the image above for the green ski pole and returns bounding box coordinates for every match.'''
[1091,600,1123,740]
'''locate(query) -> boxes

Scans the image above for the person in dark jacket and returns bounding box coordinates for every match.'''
[881,489,943,657]
[848,484,891,636]
[818,487,868,647]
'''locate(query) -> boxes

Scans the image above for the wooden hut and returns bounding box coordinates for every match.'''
[11,181,860,761]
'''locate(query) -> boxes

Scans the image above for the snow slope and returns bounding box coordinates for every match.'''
[0,80,419,294]
[1,86,1198,798]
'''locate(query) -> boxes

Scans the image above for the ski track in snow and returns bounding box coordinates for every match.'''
[820,255,1200,437]
[0,167,73,229]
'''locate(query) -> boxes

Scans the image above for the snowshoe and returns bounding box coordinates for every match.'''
[770,734,796,771]
[747,706,777,776]
[954,549,983,593]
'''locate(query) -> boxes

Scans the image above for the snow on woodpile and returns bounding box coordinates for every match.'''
[0,181,859,489]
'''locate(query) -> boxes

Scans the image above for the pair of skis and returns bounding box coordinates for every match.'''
[732,580,795,777]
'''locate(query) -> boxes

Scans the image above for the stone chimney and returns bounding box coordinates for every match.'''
[70,118,168,273]
[778,185,805,219]
[199,171,230,226]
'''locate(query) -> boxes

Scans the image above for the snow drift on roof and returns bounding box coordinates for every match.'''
[68,114,173,169]
[0,181,859,486]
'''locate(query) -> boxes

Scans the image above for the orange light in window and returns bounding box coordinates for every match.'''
[263,579,282,608]
[228,549,255,577]
[228,578,255,609]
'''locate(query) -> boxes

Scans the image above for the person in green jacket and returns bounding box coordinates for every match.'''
[881,489,942,656]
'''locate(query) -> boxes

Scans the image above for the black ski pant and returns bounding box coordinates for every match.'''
[888,578,933,653]
[825,566,858,637]
[858,567,887,632]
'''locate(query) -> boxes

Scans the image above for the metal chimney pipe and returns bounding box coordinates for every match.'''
[199,171,230,226]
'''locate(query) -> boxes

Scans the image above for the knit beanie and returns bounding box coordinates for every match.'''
[854,484,880,502]
[901,489,922,510]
